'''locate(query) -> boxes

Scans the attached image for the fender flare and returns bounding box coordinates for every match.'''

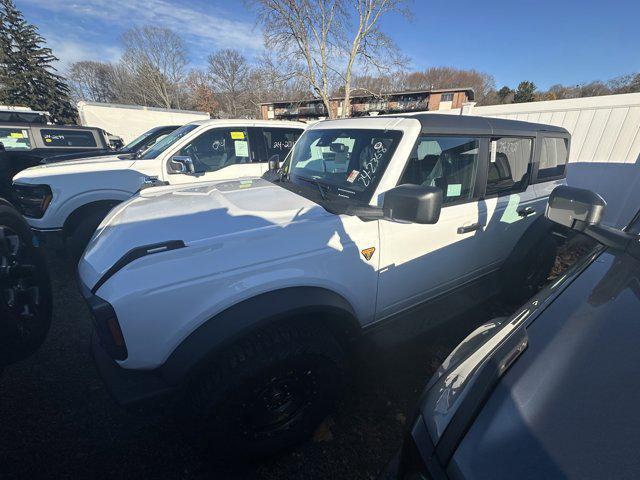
[159,286,360,386]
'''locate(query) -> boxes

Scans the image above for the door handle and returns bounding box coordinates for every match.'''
[457,223,482,234]
[517,206,536,217]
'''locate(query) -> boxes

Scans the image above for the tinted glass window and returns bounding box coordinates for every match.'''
[140,124,198,159]
[41,129,97,147]
[178,128,250,173]
[0,127,31,150]
[538,137,568,179]
[485,137,532,196]
[286,129,402,201]
[262,128,302,161]
[399,136,479,205]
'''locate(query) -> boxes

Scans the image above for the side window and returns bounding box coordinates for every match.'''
[485,137,533,196]
[262,128,302,161]
[40,129,97,147]
[399,136,479,205]
[538,137,568,180]
[178,128,250,173]
[0,127,31,150]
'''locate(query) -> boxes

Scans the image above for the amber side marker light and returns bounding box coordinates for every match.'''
[106,317,125,347]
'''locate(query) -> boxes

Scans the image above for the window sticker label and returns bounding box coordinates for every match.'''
[347,170,359,183]
[447,184,462,197]
[234,140,249,157]
[231,131,245,140]
[10,132,23,138]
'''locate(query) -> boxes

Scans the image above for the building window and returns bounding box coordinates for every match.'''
[441,93,454,102]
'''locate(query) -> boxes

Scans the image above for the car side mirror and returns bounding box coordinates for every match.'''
[546,185,606,232]
[383,184,442,224]
[168,155,195,174]
[268,154,280,171]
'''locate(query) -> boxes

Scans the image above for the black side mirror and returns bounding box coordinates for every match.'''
[268,154,280,171]
[546,185,606,231]
[168,155,195,174]
[383,184,442,224]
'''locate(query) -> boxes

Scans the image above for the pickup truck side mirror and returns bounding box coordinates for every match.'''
[546,185,606,232]
[383,184,442,224]
[168,155,195,174]
[546,185,640,256]
[268,154,280,172]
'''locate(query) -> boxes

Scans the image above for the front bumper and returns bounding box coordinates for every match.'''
[90,332,174,405]
[80,280,175,405]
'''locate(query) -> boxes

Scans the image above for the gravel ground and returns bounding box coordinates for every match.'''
[0,243,584,480]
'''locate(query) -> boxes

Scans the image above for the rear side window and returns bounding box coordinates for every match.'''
[485,137,533,196]
[41,129,97,147]
[538,137,568,180]
[0,127,31,150]
[262,128,302,161]
[399,136,479,205]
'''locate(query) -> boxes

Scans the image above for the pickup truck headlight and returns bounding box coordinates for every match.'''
[12,184,53,219]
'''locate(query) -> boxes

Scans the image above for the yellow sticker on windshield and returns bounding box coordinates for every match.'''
[10,132,23,138]
[231,131,245,140]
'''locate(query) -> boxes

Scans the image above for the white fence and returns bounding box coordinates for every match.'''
[437,93,640,227]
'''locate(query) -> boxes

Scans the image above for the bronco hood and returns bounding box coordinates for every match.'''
[79,178,329,289]
[13,155,136,183]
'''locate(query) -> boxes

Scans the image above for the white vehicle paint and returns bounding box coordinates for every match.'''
[12,119,305,249]
[79,114,568,372]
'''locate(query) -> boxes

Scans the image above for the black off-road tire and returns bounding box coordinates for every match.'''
[189,320,345,459]
[503,235,557,305]
[0,202,53,366]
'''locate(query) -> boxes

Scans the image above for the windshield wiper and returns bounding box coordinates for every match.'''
[296,175,329,201]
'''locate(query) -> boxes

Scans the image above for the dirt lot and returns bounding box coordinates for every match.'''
[0,243,584,480]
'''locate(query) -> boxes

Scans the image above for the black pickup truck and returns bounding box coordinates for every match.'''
[0,122,111,203]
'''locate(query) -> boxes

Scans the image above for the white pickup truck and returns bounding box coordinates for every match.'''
[12,119,304,259]
[78,114,569,457]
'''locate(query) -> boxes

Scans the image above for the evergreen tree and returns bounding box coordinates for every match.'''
[513,81,537,103]
[0,0,76,123]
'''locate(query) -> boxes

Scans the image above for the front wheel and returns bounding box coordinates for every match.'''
[189,321,345,459]
[0,203,53,366]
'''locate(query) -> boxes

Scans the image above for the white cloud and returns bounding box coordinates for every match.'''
[21,0,263,54]
[44,34,122,71]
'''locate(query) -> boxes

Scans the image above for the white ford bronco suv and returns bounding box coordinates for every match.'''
[78,114,569,456]
[12,119,304,260]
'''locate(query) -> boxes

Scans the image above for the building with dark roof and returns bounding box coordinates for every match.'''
[259,88,475,122]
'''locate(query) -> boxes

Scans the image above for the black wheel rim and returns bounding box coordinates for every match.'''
[0,225,43,340]
[242,366,317,439]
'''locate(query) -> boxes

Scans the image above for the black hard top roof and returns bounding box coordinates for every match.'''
[401,113,569,137]
[0,122,103,131]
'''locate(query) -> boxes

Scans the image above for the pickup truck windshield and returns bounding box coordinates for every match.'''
[284,128,402,201]
[0,127,32,150]
[139,124,198,159]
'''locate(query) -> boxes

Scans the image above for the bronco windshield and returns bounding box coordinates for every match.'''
[283,128,402,202]
[139,124,198,159]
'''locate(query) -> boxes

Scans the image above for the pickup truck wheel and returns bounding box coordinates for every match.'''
[67,210,108,265]
[0,204,52,366]
[503,235,557,304]
[189,321,345,459]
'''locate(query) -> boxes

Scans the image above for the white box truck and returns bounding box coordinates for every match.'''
[76,101,211,144]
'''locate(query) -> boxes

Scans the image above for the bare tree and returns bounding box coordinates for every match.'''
[184,69,219,115]
[121,26,187,108]
[207,49,250,117]
[251,0,409,118]
[400,67,496,104]
[67,61,116,102]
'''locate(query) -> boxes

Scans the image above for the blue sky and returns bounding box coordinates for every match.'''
[16,0,640,90]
